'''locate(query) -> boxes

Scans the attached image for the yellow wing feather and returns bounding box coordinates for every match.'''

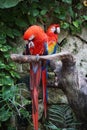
[48,41,56,54]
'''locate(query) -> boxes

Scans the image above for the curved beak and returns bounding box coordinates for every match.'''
[57,27,60,34]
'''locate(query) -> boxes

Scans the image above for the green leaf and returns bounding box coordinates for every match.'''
[0,38,6,44]
[68,7,74,18]
[0,61,6,69]
[73,21,79,28]
[58,14,66,20]
[28,16,36,24]
[45,121,60,130]
[19,109,30,118]
[15,18,28,27]
[62,0,72,4]
[13,29,21,37]
[0,45,11,52]
[21,98,30,106]
[6,28,14,38]
[83,15,87,20]
[2,86,18,99]
[57,7,66,20]
[3,53,10,58]
[76,3,83,10]
[62,22,69,29]
[9,63,17,69]
[46,104,77,129]
[0,108,12,121]
[40,9,47,15]
[10,71,20,78]
[32,9,39,17]
[0,0,23,9]
[0,44,2,48]
[0,33,6,40]
[54,8,60,14]
[0,76,14,86]
[0,46,8,52]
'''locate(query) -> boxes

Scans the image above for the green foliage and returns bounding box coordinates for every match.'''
[45,105,79,130]
[0,0,23,9]
[0,84,31,127]
[62,0,72,4]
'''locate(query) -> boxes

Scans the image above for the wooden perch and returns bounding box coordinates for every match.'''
[11,52,87,127]
[11,51,75,63]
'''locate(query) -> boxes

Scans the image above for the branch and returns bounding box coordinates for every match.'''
[10,52,75,63]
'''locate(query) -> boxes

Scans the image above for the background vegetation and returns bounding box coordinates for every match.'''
[0,0,87,129]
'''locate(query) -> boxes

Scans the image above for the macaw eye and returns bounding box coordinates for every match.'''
[28,35,35,41]
[51,27,56,32]
[57,27,60,33]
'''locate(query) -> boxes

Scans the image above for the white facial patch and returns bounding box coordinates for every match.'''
[28,41,34,48]
[57,27,60,33]
[51,27,56,32]
[29,35,35,41]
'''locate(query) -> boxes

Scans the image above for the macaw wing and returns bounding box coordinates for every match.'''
[48,41,57,55]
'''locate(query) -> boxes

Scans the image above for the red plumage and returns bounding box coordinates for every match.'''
[46,24,60,42]
[23,25,47,130]
[23,25,47,55]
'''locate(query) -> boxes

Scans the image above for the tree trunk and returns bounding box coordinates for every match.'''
[50,53,87,125]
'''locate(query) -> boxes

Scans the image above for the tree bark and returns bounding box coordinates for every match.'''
[11,52,87,124]
[50,53,87,124]
[10,52,72,63]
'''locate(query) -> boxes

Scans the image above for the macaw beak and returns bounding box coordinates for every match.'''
[57,27,60,34]
[28,41,34,49]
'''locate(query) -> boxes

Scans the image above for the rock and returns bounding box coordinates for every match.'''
[48,88,68,104]
[59,28,87,77]
[76,47,87,77]
[58,30,68,43]
[78,27,87,41]
[61,35,83,54]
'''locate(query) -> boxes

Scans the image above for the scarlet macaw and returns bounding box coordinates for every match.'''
[23,24,60,130]
[46,24,60,54]
[23,25,48,130]
[42,24,60,118]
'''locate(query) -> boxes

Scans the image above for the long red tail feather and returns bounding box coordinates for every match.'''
[32,88,38,130]
[42,68,47,118]
[30,62,41,130]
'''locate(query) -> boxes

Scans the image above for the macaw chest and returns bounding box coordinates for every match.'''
[29,40,45,55]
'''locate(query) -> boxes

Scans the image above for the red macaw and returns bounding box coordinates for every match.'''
[46,24,60,54]
[23,25,47,130]
[42,24,60,118]
[23,24,60,130]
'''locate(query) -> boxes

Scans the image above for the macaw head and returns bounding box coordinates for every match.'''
[23,25,47,55]
[23,25,44,40]
[46,24,60,35]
